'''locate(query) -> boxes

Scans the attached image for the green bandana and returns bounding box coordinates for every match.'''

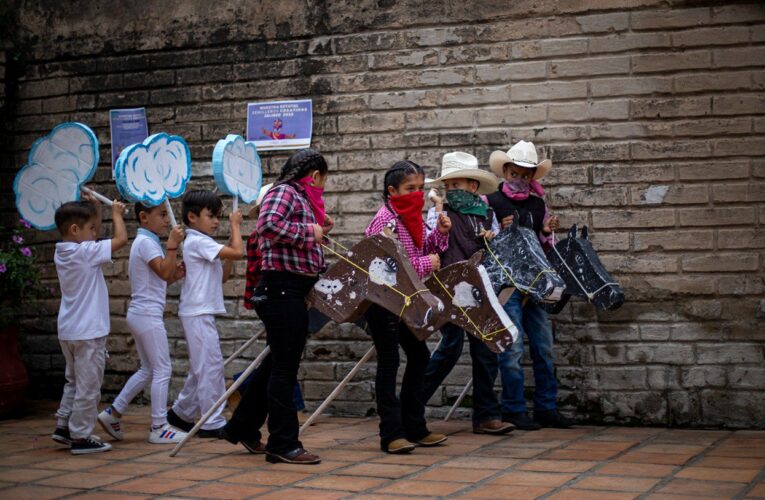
[446,189,489,218]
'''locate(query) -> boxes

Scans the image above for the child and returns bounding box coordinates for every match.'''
[487,140,572,430]
[223,149,330,465]
[51,194,127,454]
[97,202,188,444]
[166,190,244,437]
[421,152,514,435]
[364,160,452,454]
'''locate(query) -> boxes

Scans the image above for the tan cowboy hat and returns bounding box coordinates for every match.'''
[433,152,498,195]
[489,140,552,180]
[247,183,273,218]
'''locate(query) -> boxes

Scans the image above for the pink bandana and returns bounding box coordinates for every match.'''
[297,177,326,227]
[501,179,545,201]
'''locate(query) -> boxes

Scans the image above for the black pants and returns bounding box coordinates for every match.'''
[364,304,431,448]
[226,271,316,454]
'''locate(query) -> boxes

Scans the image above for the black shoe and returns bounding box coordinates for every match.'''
[535,409,574,428]
[266,447,321,465]
[167,408,194,432]
[222,427,266,454]
[504,412,542,431]
[71,436,112,455]
[52,427,72,446]
[197,427,226,439]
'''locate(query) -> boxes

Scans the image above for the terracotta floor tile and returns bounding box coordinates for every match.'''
[474,446,546,459]
[518,459,598,473]
[596,462,676,478]
[549,489,638,500]
[30,458,111,471]
[546,448,622,461]
[313,449,383,462]
[675,466,759,483]
[67,493,152,500]
[645,494,722,500]
[491,470,576,487]
[375,479,468,496]
[339,462,423,478]
[176,482,272,499]
[0,468,62,483]
[88,462,172,476]
[693,456,765,469]
[257,487,347,499]
[106,477,197,494]
[134,450,213,464]
[265,460,346,474]
[413,466,497,483]
[458,484,553,498]
[222,469,312,486]
[616,451,694,465]
[708,446,765,458]
[565,440,636,452]
[658,478,747,497]
[442,456,520,470]
[152,465,238,481]
[0,454,53,467]
[370,453,446,466]
[195,453,264,468]
[0,485,82,499]
[746,482,765,498]
[574,475,661,492]
[36,472,132,489]
[300,475,388,492]
[637,443,707,455]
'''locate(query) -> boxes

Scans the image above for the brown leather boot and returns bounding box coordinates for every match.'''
[473,419,515,435]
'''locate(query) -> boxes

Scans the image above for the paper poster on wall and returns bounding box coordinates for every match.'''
[246,99,312,151]
[110,108,149,172]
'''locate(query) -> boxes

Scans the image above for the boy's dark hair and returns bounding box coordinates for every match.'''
[54,201,98,234]
[134,202,159,222]
[382,160,425,200]
[276,148,329,186]
[182,190,223,225]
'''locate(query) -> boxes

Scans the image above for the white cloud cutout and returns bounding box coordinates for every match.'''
[212,134,262,204]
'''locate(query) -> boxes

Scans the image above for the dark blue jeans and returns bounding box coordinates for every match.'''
[422,322,501,425]
[499,290,558,414]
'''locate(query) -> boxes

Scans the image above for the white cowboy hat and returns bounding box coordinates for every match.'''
[489,140,552,180]
[247,183,273,218]
[433,151,498,195]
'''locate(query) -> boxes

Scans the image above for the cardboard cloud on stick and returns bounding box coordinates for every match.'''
[212,134,262,213]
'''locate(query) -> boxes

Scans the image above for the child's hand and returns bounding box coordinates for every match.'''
[480,229,496,241]
[168,225,184,247]
[437,212,452,234]
[174,261,186,280]
[322,214,334,235]
[543,215,560,234]
[501,215,515,228]
[313,223,324,244]
[428,253,441,271]
[82,188,99,206]
[229,210,243,227]
[112,200,126,218]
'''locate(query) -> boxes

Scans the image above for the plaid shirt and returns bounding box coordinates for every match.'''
[257,182,325,275]
[243,229,262,310]
[365,204,449,279]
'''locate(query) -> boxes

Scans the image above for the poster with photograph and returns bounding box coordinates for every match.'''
[246,100,312,151]
[109,108,149,172]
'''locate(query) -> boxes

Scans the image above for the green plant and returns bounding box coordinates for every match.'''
[0,218,54,327]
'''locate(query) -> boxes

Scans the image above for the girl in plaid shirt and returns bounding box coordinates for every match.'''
[223,149,331,465]
[364,160,453,454]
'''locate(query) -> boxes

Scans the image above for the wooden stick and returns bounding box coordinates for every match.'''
[299,345,375,434]
[169,345,270,457]
[223,331,263,368]
[164,198,177,228]
[445,377,472,422]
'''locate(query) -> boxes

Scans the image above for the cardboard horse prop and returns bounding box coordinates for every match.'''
[482,220,566,304]
[543,224,624,314]
[426,251,518,354]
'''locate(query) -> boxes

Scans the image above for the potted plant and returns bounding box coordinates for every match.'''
[0,218,53,416]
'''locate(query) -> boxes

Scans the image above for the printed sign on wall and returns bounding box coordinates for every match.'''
[246,99,312,151]
[109,108,149,171]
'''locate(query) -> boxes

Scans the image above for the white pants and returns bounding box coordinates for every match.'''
[172,314,226,430]
[112,312,172,427]
[56,337,107,439]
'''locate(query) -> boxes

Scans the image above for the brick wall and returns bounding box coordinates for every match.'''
[2,0,764,427]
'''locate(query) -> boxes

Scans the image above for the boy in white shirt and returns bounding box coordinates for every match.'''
[97,202,189,444]
[166,190,244,437]
[51,194,127,454]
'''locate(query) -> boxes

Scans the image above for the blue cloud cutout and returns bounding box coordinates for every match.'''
[212,134,262,204]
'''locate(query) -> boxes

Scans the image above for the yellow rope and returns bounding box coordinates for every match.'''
[320,236,430,319]
[482,236,556,297]
[431,271,507,343]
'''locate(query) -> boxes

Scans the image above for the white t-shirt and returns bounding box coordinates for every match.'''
[179,229,226,317]
[128,228,166,317]
[54,239,112,341]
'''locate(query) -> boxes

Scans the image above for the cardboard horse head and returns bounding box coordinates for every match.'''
[543,224,624,314]
[307,233,444,340]
[426,251,518,353]
[482,218,566,304]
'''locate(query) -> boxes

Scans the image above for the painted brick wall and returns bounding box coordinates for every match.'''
[2,0,764,427]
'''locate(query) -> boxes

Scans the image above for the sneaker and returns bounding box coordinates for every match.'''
[97,407,123,441]
[52,427,72,446]
[222,427,266,454]
[534,409,574,428]
[415,433,448,446]
[266,447,321,465]
[197,427,226,439]
[167,408,194,433]
[149,424,188,444]
[71,436,112,455]
[385,438,415,454]
[504,412,542,431]
[473,419,515,435]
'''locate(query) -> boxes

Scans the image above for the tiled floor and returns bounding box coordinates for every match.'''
[0,402,764,499]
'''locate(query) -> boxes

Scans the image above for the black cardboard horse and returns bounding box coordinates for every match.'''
[307,233,443,341]
[543,224,625,314]
[482,219,566,304]
[426,251,518,354]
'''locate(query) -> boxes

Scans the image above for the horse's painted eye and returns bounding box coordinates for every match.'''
[384,257,398,273]
[574,253,585,267]
[471,287,482,304]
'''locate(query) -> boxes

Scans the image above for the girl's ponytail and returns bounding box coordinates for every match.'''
[276,148,329,186]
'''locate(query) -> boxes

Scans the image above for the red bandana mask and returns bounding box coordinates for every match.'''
[389,191,425,249]
[297,176,326,227]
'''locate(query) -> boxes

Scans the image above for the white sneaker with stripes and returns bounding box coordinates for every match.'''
[149,423,188,444]
[97,407,124,441]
